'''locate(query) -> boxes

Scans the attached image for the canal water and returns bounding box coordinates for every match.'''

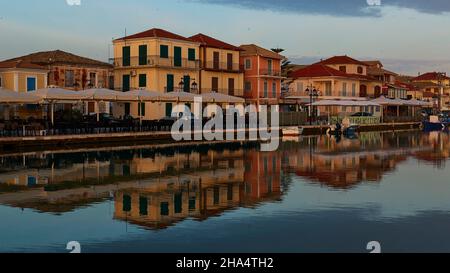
[0,131,449,253]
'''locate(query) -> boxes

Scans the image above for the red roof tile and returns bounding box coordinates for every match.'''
[289,64,354,79]
[239,44,285,60]
[0,60,46,70]
[189,33,241,51]
[114,28,193,42]
[316,55,368,66]
[412,72,450,81]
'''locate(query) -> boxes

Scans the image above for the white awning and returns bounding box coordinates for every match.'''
[161,92,197,103]
[79,88,134,101]
[371,96,405,106]
[29,88,90,102]
[0,88,42,104]
[126,89,161,102]
[201,92,245,103]
[308,99,381,107]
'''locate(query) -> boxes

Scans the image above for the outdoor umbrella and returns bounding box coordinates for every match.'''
[201,92,245,104]
[0,88,41,104]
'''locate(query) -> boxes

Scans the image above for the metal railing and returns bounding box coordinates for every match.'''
[330,116,381,125]
[260,69,282,77]
[202,61,243,72]
[110,55,200,70]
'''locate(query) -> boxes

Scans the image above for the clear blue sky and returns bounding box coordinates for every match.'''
[1,0,450,75]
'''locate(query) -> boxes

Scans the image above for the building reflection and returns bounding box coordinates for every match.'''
[0,132,448,229]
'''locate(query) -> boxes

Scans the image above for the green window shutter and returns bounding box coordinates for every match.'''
[174,193,182,214]
[122,75,130,91]
[166,74,174,92]
[188,48,196,61]
[123,194,131,212]
[139,197,148,216]
[174,47,182,67]
[139,74,147,88]
[183,75,190,92]
[160,45,169,58]
[124,103,130,115]
[140,102,146,116]
[139,45,147,65]
[160,202,169,216]
[165,103,173,117]
[122,46,130,66]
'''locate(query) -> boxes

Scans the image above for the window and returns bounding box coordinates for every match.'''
[325,82,332,96]
[213,187,220,205]
[139,74,147,88]
[263,81,268,98]
[174,193,182,214]
[227,185,233,201]
[189,197,196,211]
[297,82,304,93]
[245,59,252,70]
[376,106,381,112]
[160,45,169,58]
[89,72,96,87]
[272,82,277,98]
[342,106,347,112]
[339,66,347,73]
[165,103,172,117]
[138,102,146,116]
[139,45,147,65]
[213,52,220,70]
[342,83,347,96]
[245,81,252,92]
[122,75,130,92]
[188,48,196,61]
[26,77,37,92]
[139,197,148,216]
[227,53,233,70]
[352,83,356,97]
[166,74,174,92]
[0,76,2,87]
[357,66,363,74]
[122,195,131,212]
[65,70,74,87]
[122,46,130,66]
[268,59,273,75]
[228,78,235,96]
[174,46,182,67]
[212,77,219,92]
[160,202,169,216]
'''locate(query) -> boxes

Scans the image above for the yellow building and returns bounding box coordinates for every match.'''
[287,56,383,116]
[0,60,48,92]
[189,33,244,96]
[111,28,201,120]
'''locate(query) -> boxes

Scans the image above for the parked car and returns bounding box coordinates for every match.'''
[351,112,373,117]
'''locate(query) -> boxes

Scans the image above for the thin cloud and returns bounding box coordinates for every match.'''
[188,0,450,17]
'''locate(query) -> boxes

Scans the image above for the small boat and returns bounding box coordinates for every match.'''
[343,124,359,136]
[422,115,449,132]
[282,126,302,136]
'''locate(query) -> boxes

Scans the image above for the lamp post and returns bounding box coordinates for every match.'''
[191,79,198,94]
[178,77,185,92]
[306,85,320,125]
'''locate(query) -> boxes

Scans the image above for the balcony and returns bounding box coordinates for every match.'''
[111,55,200,70]
[260,69,282,77]
[202,62,243,73]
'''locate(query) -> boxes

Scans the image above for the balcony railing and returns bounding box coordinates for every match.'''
[260,69,282,77]
[202,62,243,73]
[111,55,200,70]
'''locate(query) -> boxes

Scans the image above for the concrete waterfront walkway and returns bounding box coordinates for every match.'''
[0,122,421,151]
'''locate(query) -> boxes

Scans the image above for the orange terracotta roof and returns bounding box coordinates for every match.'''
[289,64,356,79]
[2,50,112,68]
[114,28,193,42]
[412,72,450,81]
[0,60,46,70]
[316,55,368,66]
[239,44,285,60]
[189,33,242,51]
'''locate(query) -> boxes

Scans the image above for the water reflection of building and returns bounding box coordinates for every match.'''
[282,132,449,189]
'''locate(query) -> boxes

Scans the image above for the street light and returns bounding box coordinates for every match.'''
[306,85,320,125]
[191,79,198,94]
[178,78,185,92]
